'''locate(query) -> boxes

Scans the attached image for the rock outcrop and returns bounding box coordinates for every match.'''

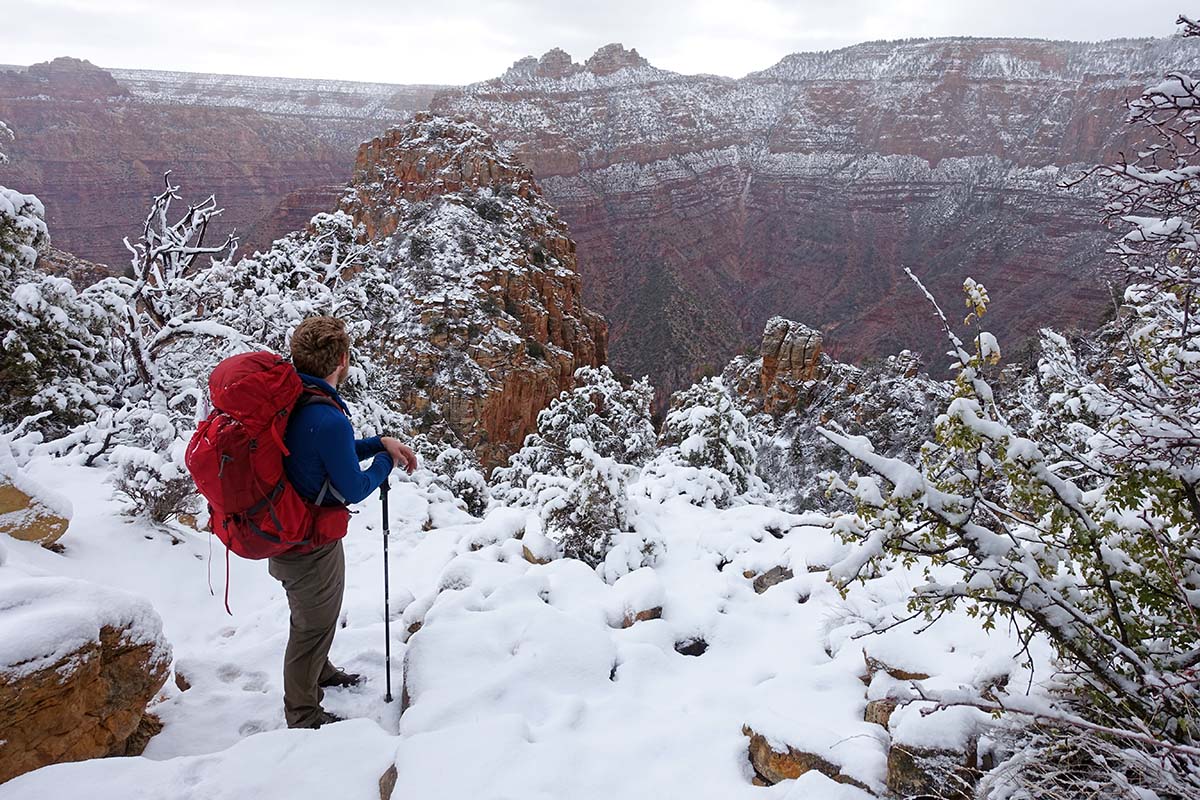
[724,316,947,511]
[341,114,608,469]
[0,574,172,783]
[755,317,827,416]
[743,725,870,790]
[34,244,112,288]
[0,482,68,547]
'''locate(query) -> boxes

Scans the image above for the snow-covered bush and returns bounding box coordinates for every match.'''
[430,447,489,518]
[194,211,378,353]
[491,366,651,567]
[529,438,631,567]
[0,120,11,165]
[640,376,766,508]
[491,365,655,507]
[0,186,114,436]
[823,269,1200,797]
[71,177,240,522]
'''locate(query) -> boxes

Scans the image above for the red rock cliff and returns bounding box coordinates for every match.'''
[342,114,608,468]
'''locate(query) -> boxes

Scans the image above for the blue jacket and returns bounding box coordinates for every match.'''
[283,374,393,506]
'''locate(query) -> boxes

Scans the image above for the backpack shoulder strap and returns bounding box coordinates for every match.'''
[293,385,349,508]
[295,387,345,414]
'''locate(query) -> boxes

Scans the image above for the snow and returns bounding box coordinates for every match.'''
[0,449,1048,798]
[1,718,398,800]
[0,568,168,680]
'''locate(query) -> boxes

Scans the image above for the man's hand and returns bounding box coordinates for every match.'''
[381,437,418,475]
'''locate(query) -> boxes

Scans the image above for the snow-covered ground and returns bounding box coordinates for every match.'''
[0,457,1047,799]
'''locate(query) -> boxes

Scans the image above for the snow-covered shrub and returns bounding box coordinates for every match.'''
[0,186,114,436]
[491,365,655,506]
[528,438,632,567]
[112,443,200,525]
[822,273,1200,797]
[0,120,11,165]
[64,178,242,522]
[490,365,651,566]
[195,211,379,353]
[640,376,766,508]
[430,447,488,518]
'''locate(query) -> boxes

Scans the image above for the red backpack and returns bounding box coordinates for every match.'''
[185,352,350,571]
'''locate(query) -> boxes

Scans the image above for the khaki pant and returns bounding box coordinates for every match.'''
[268,540,345,728]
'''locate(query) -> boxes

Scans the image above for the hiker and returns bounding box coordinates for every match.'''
[270,315,418,729]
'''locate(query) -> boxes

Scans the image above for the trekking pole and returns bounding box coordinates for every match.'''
[381,479,394,703]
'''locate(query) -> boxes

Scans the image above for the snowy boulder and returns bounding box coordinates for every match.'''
[864,697,898,727]
[520,516,559,565]
[0,572,172,783]
[751,565,794,594]
[609,567,665,628]
[0,480,70,547]
[861,650,931,684]
[399,575,616,733]
[885,704,987,800]
[742,725,870,791]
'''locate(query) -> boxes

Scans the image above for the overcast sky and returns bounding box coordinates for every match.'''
[1,0,1189,85]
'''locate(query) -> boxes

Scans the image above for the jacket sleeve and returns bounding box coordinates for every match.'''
[316,413,394,504]
[355,436,386,460]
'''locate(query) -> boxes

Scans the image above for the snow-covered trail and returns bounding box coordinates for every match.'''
[1,458,1033,799]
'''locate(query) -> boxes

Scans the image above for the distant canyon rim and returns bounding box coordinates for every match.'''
[4,36,1198,395]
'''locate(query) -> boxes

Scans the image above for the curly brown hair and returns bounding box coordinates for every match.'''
[290,316,350,378]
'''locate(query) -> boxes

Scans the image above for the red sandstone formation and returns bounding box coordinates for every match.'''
[341,114,608,468]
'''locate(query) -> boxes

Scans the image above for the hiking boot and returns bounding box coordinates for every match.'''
[313,710,345,728]
[318,669,363,689]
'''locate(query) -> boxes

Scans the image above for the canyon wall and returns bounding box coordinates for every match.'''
[430,38,1200,391]
[0,57,441,270]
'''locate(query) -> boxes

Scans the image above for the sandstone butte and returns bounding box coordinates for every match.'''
[340,113,608,470]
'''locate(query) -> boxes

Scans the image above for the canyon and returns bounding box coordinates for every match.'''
[0,57,440,269]
[6,37,1200,394]
[430,39,1200,390]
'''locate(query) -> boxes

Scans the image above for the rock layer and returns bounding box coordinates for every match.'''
[0,58,439,271]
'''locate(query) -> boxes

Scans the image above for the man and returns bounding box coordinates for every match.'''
[270,315,417,729]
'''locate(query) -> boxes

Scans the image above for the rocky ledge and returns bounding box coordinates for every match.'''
[0,571,172,782]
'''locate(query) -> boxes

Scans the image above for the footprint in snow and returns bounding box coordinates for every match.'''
[216,664,241,683]
[241,671,269,692]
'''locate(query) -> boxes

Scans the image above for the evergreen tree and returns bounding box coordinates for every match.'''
[491,364,655,507]
[491,365,653,567]
[0,174,113,437]
[640,376,767,508]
